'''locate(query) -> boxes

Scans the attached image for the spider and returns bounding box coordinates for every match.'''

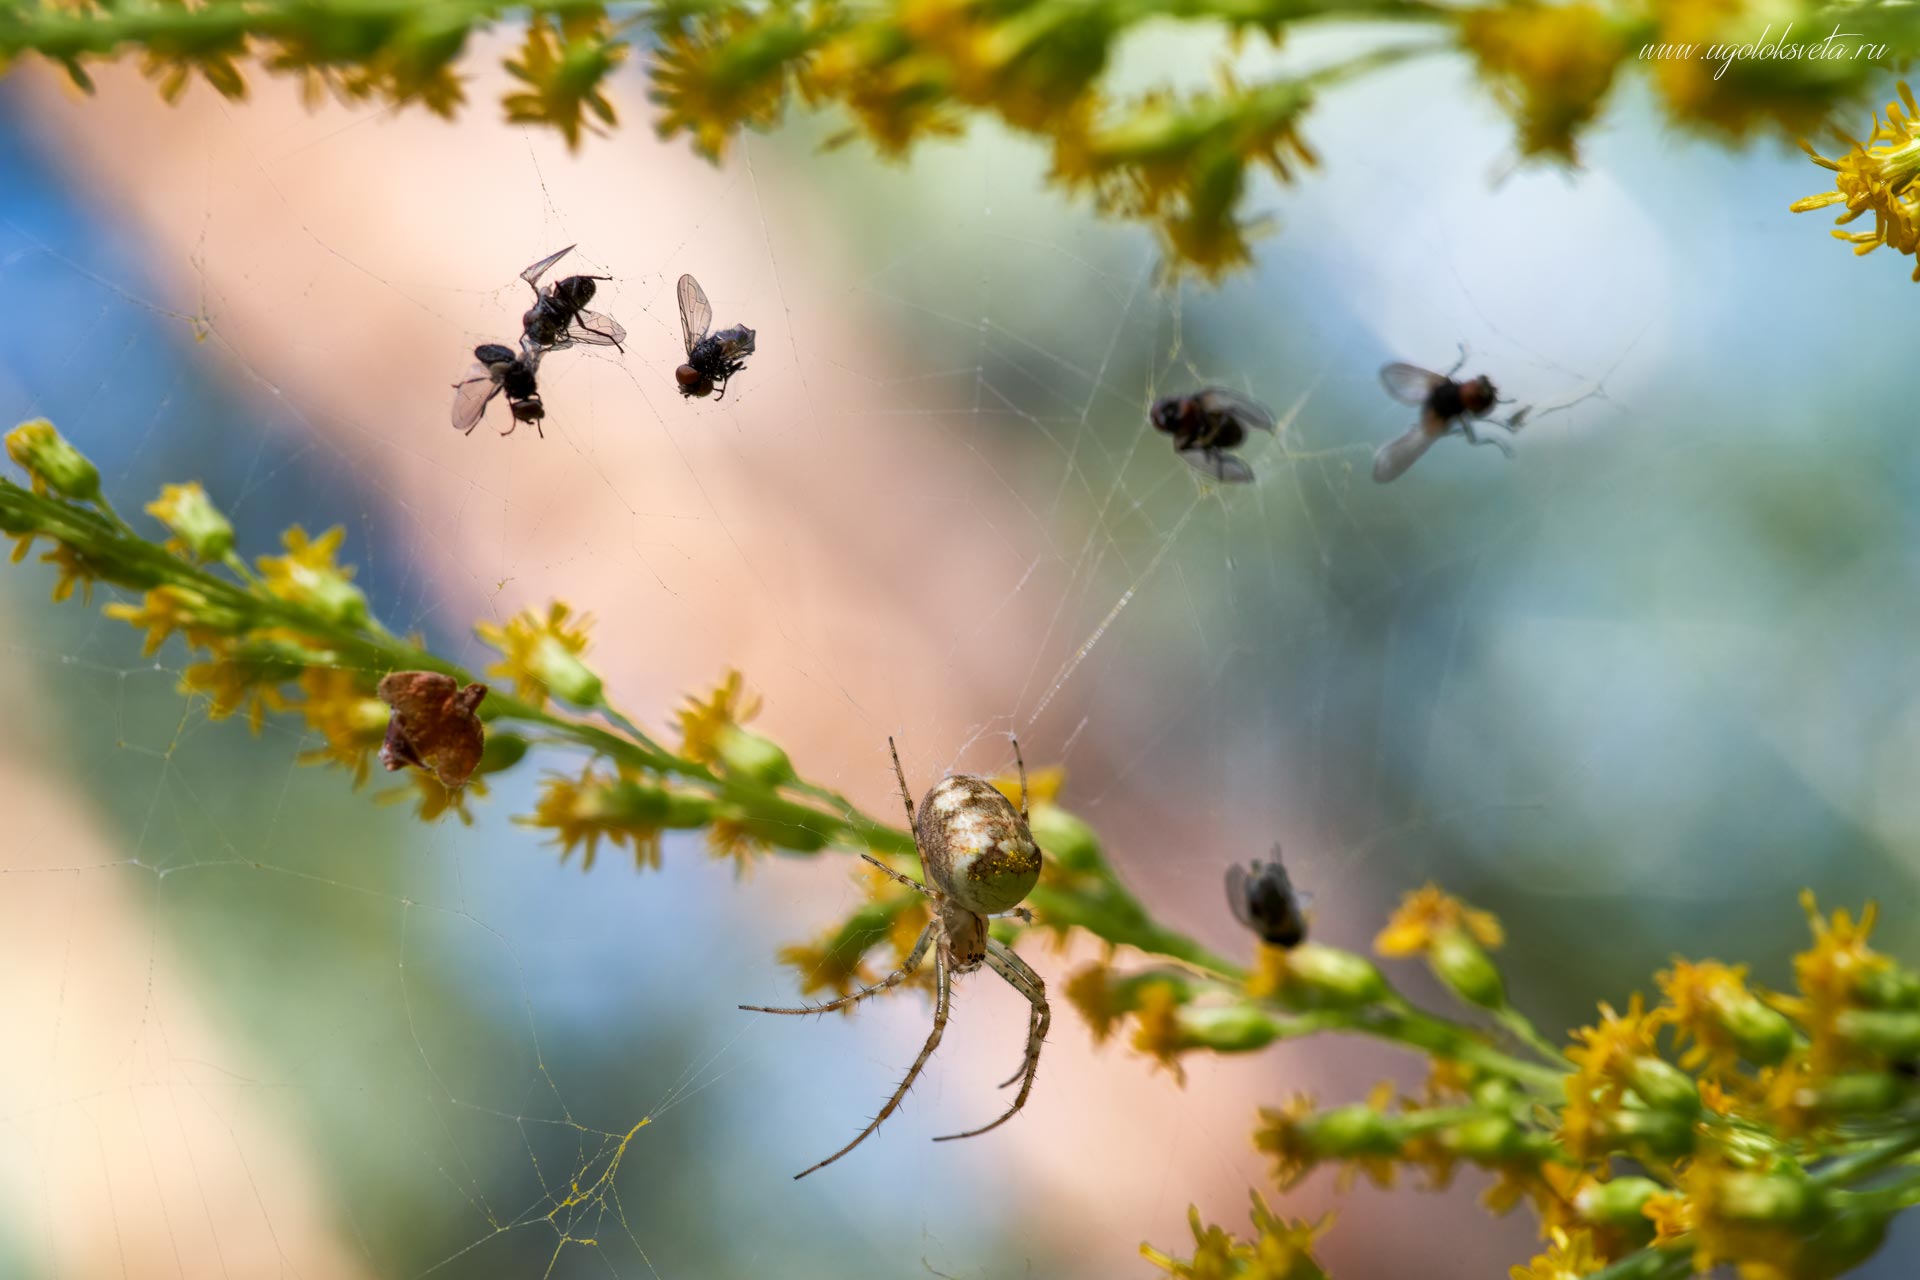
[741,737,1049,1179]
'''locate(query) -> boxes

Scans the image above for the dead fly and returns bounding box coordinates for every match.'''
[675,274,756,399]
[377,671,488,790]
[1149,387,1277,484]
[1225,849,1308,948]
[518,244,626,352]
[1374,352,1521,483]
[451,343,545,436]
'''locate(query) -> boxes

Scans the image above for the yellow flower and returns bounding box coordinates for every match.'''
[705,816,765,875]
[1647,0,1837,139]
[146,481,233,561]
[476,601,602,708]
[105,584,238,657]
[181,646,291,733]
[518,766,663,871]
[1130,980,1191,1084]
[775,926,878,1006]
[1567,995,1660,1092]
[38,542,97,604]
[991,763,1064,808]
[651,8,813,160]
[504,13,624,148]
[293,666,388,786]
[1064,960,1125,1044]
[1793,84,1920,281]
[1458,3,1627,160]
[677,668,762,765]
[1656,958,1793,1076]
[1141,1193,1330,1280]
[1375,884,1504,956]
[256,524,367,625]
[1509,1226,1603,1280]
[1252,1093,1321,1189]
[1643,1189,1694,1244]
[6,419,99,501]
[1784,891,1888,1070]
[378,770,486,824]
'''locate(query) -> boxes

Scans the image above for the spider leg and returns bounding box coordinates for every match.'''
[935,939,1047,1140]
[1009,736,1029,823]
[793,939,952,1179]
[888,736,916,827]
[858,850,930,897]
[740,923,932,1017]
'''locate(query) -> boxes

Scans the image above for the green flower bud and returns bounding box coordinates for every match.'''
[1626,1054,1701,1114]
[1177,1003,1280,1055]
[602,779,713,830]
[147,482,234,560]
[7,419,100,501]
[1283,943,1389,1009]
[1717,989,1795,1066]
[1446,1113,1534,1161]
[478,731,530,776]
[1430,926,1506,1009]
[1805,1071,1904,1119]
[1028,804,1102,871]
[1302,1103,1400,1158]
[1834,1008,1920,1058]
[1601,1107,1696,1157]
[1853,966,1920,1010]
[715,725,794,787]
[530,634,603,706]
[1574,1175,1663,1228]
[1714,1170,1813,1227]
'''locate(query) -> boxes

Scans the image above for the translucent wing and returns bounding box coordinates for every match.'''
[677,274,712,355]
[566,310,627,349]
[520,245,575,288]
[1380,362,1447,405]
[1179,447,1255,484]
[1371,421,1437,483]
[1195,387,1276,434]
[1225,863,1257,932]
[451,365,502,434]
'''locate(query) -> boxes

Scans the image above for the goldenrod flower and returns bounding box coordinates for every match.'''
[991,762,1064,808]
[38,542,97,604]
[1793,84,1920,281]
[293,666,388,786]
[6,419,100,501]
[1253,1093,1322,1189]
[1130,980,1191,1084]
[503,13,623,148]
[477,601,602,708]
[776,926,878,1005]
[1509,1226,1602,1280]
[1656,958,1794,1075]
[1376,884,1505,955]
[518,766,666,871]
[1643,1189,1694,1244]
[256,524,367,626]
[1064,960,1126,1043]
[1141,1193,1330,1280]
[181,646,291,733]
[652,8,815,160]
[105,584,240,657]
[146,481,233,561]
[677,668,763,764]
[378,770,486,824]
[1459,3,1627,160]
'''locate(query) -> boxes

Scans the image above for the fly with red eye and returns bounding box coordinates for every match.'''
[1373,347,1524,483]
[675,274,756,400]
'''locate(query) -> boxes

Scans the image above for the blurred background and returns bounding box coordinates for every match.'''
[1,22,1917,1280]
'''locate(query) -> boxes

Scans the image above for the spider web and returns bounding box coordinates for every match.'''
[3,25,1917,1280]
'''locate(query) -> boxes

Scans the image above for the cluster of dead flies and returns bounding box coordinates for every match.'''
[451,246,757,435]
[1152,348,1531,484]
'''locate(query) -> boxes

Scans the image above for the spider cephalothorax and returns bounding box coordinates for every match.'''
[740,738,1049,1179]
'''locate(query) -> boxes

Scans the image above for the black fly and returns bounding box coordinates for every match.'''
[518,245,626,353]
[451,343,545,436]
[1149,387,1276,484]
[675,274,756,399]
[1374,348,1520,482]
[1225,849,1308,948]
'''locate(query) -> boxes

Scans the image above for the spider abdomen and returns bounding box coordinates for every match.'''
[915,775,1041,915]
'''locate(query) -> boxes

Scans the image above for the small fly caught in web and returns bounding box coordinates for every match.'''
[1225,847,1309,948]
[1373,347,1526,483]
[518,244,626,353]
[451,343,545,436]
[1149,387,1277,483]
[675,274,756,400]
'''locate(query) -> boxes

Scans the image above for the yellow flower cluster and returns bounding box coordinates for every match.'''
[476,601,603,708]
[1794,83,1920,281]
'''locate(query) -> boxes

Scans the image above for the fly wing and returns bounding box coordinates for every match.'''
[520,245,575,288]
[1371,420,1437,483]
[1179,447,1255,484]
[1196,387,1276,435]
[1225,863,1258,932]
[566,310,627,349]
[1380,362,1447,405]
[451,364,502,434]
[677,274,712,355]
